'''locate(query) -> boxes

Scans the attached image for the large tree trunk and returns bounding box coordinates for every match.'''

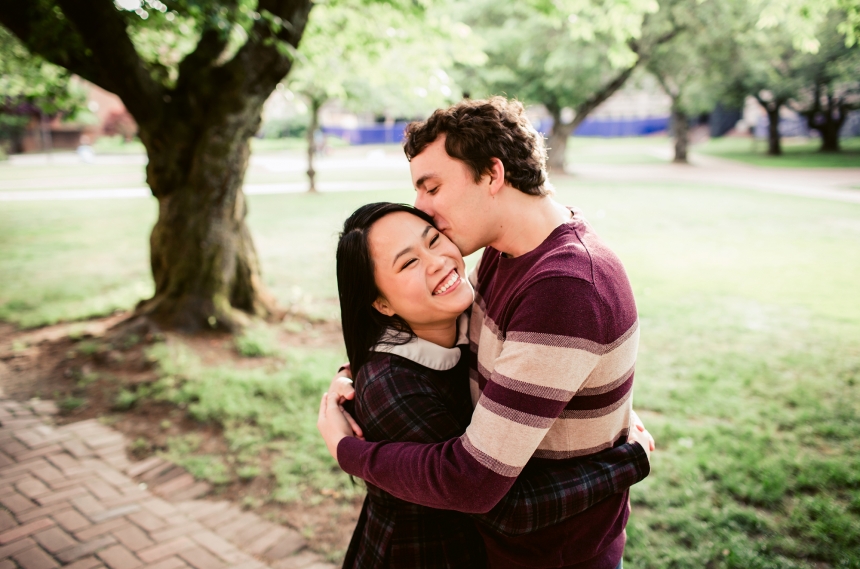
[546,107,575,175]
[0,0,313,333]
[136,97,280,332]
[670,102,688,163]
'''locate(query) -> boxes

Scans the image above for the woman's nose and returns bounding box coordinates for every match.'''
[426,252,445,274]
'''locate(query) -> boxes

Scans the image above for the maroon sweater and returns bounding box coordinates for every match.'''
[339,211,640,568]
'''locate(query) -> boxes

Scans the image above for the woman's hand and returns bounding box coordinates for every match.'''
[628,410,655,462]
[317,392,363,461]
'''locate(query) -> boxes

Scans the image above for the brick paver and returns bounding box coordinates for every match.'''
[0,400,335,569]
[13,544,61,569]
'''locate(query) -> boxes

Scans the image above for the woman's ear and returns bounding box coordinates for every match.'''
[372,297,394,317]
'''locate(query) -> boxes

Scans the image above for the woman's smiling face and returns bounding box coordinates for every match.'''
[368,211,474,329]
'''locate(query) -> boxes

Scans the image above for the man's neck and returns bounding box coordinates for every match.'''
[488,191,571,258]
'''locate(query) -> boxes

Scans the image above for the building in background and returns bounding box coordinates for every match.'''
[8,78,136,154]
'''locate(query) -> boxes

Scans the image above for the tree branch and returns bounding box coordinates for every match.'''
[573,64,638,128]
[652,70,680,100]
[175,0,241,92]
[0,2,103,86]
[219,0,314,99]
[54,0,161,126]
[176,27,232,86]
[631,8,685,59]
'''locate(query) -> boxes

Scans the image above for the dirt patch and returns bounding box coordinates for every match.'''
[0,312,360,561]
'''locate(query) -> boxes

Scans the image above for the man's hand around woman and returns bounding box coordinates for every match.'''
[628,410,655,463]
[320,363,655,464]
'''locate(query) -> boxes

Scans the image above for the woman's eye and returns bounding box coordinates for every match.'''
[429,234,439,246]
[401,259,416,270]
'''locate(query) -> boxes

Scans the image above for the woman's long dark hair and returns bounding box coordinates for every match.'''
[337,202,436,374]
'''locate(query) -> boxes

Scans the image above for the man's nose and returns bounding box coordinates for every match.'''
[414,192,435,218]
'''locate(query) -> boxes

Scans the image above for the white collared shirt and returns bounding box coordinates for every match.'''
[371,312,470,371]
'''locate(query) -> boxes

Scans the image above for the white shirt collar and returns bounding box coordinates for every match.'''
[371,312,470,371]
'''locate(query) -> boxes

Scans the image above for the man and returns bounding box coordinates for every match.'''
[319,97,652,568]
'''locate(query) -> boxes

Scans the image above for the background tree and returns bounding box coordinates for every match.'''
[287,0,481,192]
[790,10,860,152]
[456,0,680,173]
[0,0,319,331]
[645,0,744,163]
[0,26,84,154]
[728,4,813,157]
[726,0,859,156]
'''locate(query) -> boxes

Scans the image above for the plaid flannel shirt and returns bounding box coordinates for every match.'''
[342,350,649,569]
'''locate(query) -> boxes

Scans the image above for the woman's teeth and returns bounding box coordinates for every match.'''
[434,271,459,295]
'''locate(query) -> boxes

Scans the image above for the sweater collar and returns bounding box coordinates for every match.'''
[371,312,469,371]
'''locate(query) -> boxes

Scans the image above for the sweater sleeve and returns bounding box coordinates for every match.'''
[472,442,649,536]
[338,278,619,513]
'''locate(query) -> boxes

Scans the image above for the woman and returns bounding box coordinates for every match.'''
[328,203,651,569]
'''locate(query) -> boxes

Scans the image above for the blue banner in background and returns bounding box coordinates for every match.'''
[322,116,669,145]
[321,123,411,145]
[535,116,669,137]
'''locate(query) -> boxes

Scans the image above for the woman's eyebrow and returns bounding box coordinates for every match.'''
[391,226,433,267]
[392,245,413,267]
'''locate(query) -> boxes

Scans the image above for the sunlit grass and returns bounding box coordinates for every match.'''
[1,147,859,565]
[700,136,860,168]
[566,135,669,165]
[144,341,355,502]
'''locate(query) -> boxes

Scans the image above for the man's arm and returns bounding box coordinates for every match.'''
[333,278,631,512]
[336,356,649,532]
[474,439,649,537]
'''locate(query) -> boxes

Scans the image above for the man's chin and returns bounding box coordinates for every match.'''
[443,229,476,256]
[455,241,480,257]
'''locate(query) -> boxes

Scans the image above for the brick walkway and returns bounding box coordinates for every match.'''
[0,400,336,569]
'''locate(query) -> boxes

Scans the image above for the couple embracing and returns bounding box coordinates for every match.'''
[316,97,655,569]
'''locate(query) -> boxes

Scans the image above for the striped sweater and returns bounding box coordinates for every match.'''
[339,210,640,568]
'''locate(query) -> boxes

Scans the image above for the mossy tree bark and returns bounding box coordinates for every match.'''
[0,0,314,331]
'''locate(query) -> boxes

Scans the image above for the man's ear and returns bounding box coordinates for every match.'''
[487,157,505,197]
[372,297,394,317]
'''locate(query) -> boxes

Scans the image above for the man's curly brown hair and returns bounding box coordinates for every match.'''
[403,97,550,196]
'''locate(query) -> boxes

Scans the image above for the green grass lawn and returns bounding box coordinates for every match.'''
[700,136,860,168]
[566,135,669,165]
[88,135,349,155]
[2,157,859,566]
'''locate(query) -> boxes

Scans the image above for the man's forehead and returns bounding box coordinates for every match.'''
[410,149,462,185]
